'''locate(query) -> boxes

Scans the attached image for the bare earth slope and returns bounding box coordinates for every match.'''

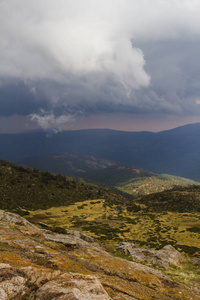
[0,210,199,300]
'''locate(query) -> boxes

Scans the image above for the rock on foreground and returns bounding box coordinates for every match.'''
[0,210,199,300]
[117,242,184,269]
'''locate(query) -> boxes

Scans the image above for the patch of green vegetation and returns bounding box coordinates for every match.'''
[48,226,68,234]
[23,282,39,300]
[105,246,133,261]
[77,204,88,209]
[88,164,154,186]
[187,226,200,233]
[0,242,13,251]
[137,185,200,213]
[176,245,200,256]
[81,223,119,240]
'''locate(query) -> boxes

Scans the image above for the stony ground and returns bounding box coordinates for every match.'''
[0,210,200,300]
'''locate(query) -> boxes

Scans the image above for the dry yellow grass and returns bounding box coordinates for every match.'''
[27,200,200,257]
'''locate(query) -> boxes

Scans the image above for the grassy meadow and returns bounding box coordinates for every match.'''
[25,198,200,258]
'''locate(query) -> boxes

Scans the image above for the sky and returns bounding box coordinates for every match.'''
[1,0,200,133]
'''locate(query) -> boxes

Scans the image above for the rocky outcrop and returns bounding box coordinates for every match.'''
[0,210,44,237]
[42,228,101,249]
[0,261,112,300]
[34,273,111,300]
[117,242,184,269]
[156,245,184,267]
[0,263,27,299]
[0,264,111,300]
[189,258,200,265]
[0,210,199,299]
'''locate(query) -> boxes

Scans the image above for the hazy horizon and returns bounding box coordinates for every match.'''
[1,116,200,134]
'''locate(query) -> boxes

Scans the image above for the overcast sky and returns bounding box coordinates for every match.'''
[1,0,200,133]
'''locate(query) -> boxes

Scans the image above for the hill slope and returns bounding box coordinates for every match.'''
[18,153,117,179]
[18,153,200,197]
[138,185,200,213]
[0,159,129,212]
[117,173,199,197]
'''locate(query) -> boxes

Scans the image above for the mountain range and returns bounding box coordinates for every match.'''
[1,123,200,180]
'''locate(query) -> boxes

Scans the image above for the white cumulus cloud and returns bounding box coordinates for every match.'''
[30,110,74,132]
[0,0,151,91]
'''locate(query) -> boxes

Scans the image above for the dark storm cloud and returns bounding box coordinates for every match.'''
[0,79,49,116]
[135,39,200,115]
[1,0,200,131]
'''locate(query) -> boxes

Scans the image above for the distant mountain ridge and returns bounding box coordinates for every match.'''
[1,122,200,180]
[18,153,153,181]
[18,153,117,178]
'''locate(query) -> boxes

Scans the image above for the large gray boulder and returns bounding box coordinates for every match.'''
[117,242,184,269]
